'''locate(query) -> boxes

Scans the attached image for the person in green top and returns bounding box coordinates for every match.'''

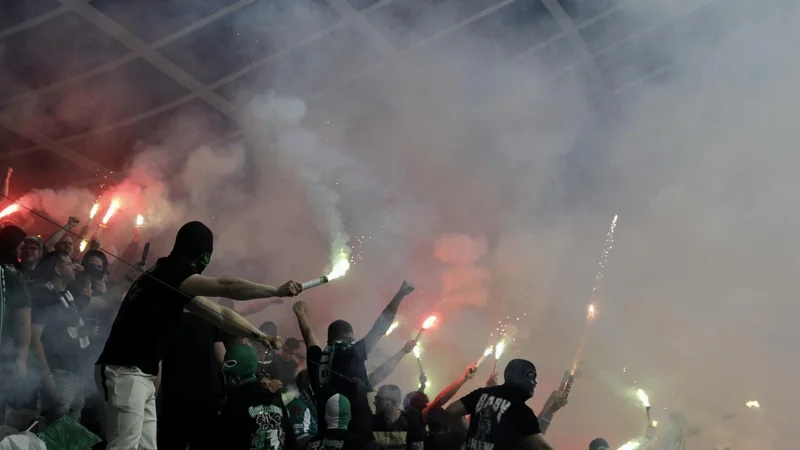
[287,369,318,448]
[0,225,32,416]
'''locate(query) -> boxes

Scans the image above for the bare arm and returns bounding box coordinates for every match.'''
[521,434,555,450]
[292,301,320,349]
[179,275,301,301]
[537,391,568,435]
[185,296,279,349]
[424,364,477,420]
[362,281,414,355]
[214,342,227,365]
[44,217,79,252]
[368,341,415,387]
[1,167,11,199]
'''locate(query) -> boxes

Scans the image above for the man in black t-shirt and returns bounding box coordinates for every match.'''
[95,221,302,450]
[372,385,426,450]
[215,344,297,450]
[158,311,231,450]
[293,282,415,448]
[446,359,555,450]
[307,394,365,450]
[261,337,301,389]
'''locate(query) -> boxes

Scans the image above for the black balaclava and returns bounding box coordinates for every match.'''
[170,221,213,274]
[0,225,26,266]
[589,438,610,450]
[81,249,109,279]
[503,358,538,399]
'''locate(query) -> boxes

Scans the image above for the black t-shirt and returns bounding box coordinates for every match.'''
[425,431,466,450]
[30,282,89,372]
[307,341,373,443]
[307,429,365,450]
[161,312,230,400]
[372,412,426,450]
[458,385,541,450]
[97,256,196,376]
[215,381,298,450]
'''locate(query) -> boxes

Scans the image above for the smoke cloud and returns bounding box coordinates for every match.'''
[3,0,800,448]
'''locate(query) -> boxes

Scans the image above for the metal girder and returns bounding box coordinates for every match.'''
[324,0,398,57]
[538,0,609,93]
[0,7,68,39]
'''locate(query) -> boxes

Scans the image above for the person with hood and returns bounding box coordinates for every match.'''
[446,359,555,450]
[95,221,303,450]
[0,224,32,417]
[215,344,297,450]
[307,394,365,450]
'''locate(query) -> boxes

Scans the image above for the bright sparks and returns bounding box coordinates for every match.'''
[483,346,494,357]
[422,315,437,329]
[79,240,88,252]
[618,441,640,450]
[327,250,350,280]
[651,420,658,427]
[413,346,421,359]
[476,345,494,366]
[385,321,399,337]
[136,214,144,226]
[495,340,506,359]
[587,303,596,321]
[636,389,650,408]
[0,204,19,219]
[746,400,760,409]
[101,198,120,224]
[89,203,101,219]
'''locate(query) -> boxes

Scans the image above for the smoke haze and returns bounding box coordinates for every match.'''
[3,0,799,448]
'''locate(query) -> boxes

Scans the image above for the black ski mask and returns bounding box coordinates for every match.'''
[503,358,538,399]
[0,225,26,266]
[81,250,109,280]
[170,221,213,275]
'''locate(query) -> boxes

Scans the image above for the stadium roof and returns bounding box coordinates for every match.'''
[0,0,790,193]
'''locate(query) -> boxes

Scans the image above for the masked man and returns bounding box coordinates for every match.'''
[216,344,297,450]
[446,359,555,450]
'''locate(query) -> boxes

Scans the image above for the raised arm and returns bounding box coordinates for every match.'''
[368,340,416,387]
[424,363,477,420]
[361,281,414,355]
[1,167,12,200]
[537,390,568,435]
[44,217,79,252]
[185,296,280,349]
[179,275,301,301]
[292,300,319,349]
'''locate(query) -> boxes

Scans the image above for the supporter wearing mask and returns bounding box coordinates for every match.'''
[28,251,88,424]
[446,359,555,450]
[0,225,32,416]
[96,221,303,450]
[18,236,43,278]
[215,344,297,450]
[372,384,425,450]
[158,310,232,450]
[69,250,108,309]
[294,281,416,448]
[307,394,365,450]
[287,369,318,449]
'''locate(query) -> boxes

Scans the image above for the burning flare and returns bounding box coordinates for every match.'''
[422,315,437,330]
[79,240,88,252]
[587,303,596,321]
[745,400,760,409]
[135,214,144,227]
[495,340,506,359]
[385,321,399,337]
[476,345,494,366]
[636,388,650,408]
[413,346,421,359]
[0,204,19,219]
[327,250,350,280]
[101,198,120,225]
[618,441,640,450]
[89,203,101,219]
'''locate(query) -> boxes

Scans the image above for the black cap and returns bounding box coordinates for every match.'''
[589,438,610,450]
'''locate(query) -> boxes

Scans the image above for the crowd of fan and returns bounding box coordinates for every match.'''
[0,181,680,450]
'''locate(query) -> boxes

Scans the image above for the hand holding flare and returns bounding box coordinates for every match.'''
[301,251,352,290]
[414,315,437,341]
[476,345,493,367]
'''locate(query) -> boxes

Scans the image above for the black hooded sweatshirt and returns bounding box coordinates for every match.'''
[97,221,213,376]
[0,225,31,352]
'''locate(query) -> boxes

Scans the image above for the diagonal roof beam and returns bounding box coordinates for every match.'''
[0,7,68,39]
[58,0,239,120]
[538,0,609,93]
[323,0,398,57]
[0,112,114,173]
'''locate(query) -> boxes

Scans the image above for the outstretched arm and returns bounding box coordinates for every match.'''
[423,363,477,420]
[179,275,302,301]
[369,340,416,387]
[44,217,79,252]
[361,281,414,355]
[292,300,320,349]
[186,296,280,350]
